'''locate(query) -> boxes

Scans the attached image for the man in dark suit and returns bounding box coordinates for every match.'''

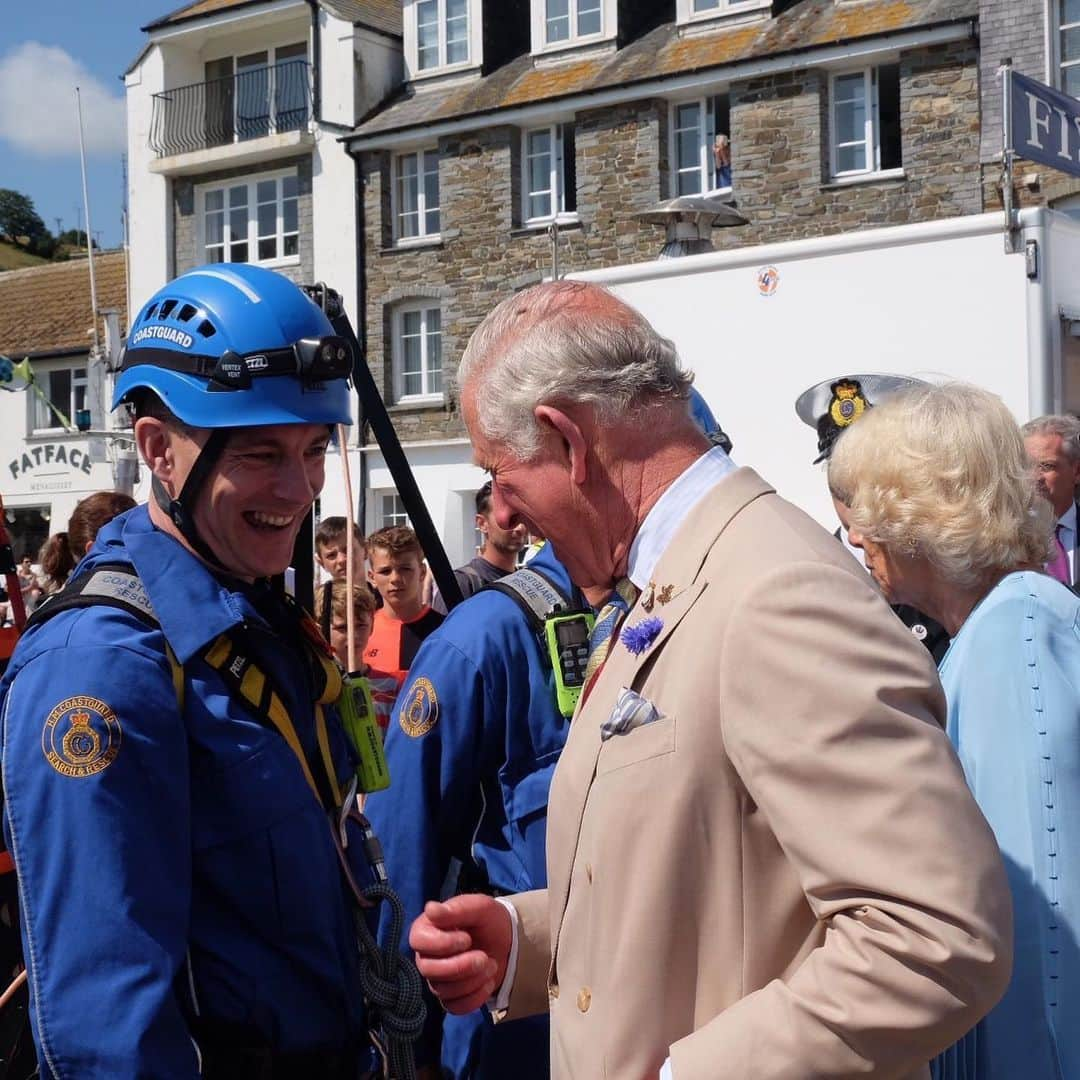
[796,374,951,663]
[1023,414,1080,589]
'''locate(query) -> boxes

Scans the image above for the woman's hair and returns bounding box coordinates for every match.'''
[37,491,138,594]
[68,491,137,557]
[38,533,75,593]
[828,382,1053,588]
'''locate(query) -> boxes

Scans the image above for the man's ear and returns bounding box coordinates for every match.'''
[534,404,588,485]
[474,512,488,538]
[134,417,177,493]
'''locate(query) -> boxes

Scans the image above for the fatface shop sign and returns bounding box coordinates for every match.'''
[1008,70,1080,180]
[9,443,93,489]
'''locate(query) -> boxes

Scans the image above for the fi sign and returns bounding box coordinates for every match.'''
[1009,70,1080,179]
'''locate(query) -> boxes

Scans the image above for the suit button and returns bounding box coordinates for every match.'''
[548,983,559,1001]
[576,987,591,1013]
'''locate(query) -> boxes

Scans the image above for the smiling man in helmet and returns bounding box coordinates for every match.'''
[0,266,398,1078]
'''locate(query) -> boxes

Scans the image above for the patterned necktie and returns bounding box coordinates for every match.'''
[582,578,640,691]
[1048,524,1071,586]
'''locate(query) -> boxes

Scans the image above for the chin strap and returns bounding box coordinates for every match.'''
[153,428,232,572]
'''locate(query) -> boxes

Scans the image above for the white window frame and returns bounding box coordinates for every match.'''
[828,67,903,181]
[1051,0,1080,93]
[521,123,577,226]
[676,0,770,27]
[393,302,444,404]
[29,361,88,435]
[197,167,300,267]
[372,490,411,530]
[392,148,441,244]
[408,0,477,78]
[530,0,613,54]
[669,94,733,197]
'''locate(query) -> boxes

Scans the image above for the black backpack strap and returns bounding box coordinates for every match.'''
[485,567,575,634]
[25,563,158,630]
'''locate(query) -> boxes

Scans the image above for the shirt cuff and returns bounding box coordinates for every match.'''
[660,1056,674,1080]
[488,897,520,1013]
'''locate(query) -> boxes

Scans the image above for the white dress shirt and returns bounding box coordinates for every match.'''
[1057,502,1077,584]
[493,446,736,1080]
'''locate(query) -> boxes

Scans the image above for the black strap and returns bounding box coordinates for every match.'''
[122,345,301,391]
[152,427,232,574]
[25,562,160,631]
[319,581,334,642]
[485,566,576,634]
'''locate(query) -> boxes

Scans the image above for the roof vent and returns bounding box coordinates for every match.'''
[637,196,749,259]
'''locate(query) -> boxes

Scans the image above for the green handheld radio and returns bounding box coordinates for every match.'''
[543,610,596,717]
[338,673,391,793]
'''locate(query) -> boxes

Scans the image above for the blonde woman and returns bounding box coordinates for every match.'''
[829,382,1078,1080]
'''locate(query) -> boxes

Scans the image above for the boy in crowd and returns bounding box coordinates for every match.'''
[364,526,443,686]
[318,580,399,735]
[314,516,367,582]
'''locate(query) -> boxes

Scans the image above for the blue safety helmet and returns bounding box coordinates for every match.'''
[113,264,352,428]
[115,264,354,574]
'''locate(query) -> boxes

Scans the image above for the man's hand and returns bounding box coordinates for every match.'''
[409,894,512,1014]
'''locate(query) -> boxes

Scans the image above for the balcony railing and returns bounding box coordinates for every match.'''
[150,59,311,157]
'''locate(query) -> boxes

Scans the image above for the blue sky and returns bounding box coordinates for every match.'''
[0,1,173,250]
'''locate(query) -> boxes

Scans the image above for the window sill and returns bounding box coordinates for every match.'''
[822,168,906,190]
[389,397,447,412]
[205,256,301,270]
[511,216,582,239]
[26,429,78,440]
[383,236,444,255]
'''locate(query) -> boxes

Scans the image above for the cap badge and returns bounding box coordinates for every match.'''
[828,380,867,430]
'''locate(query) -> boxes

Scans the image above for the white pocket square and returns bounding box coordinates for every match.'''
[600,687,662,741]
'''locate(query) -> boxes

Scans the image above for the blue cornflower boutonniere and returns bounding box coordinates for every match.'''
[622,616,663,656]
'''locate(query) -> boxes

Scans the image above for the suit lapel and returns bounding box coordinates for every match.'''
[547,467,775,965]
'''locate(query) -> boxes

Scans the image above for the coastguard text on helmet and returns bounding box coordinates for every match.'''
[131,325,194,349]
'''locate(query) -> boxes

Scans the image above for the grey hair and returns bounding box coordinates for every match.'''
[1021,414,1080,462]
[455,281,694,458]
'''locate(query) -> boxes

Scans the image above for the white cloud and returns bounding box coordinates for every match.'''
[0,42,126,158]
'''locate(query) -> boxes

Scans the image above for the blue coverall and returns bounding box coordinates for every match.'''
[0,505,376,1078]
[365,542,577,1079]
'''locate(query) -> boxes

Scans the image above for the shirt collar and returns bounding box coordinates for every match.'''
[1059,502,1077,535]
[626,446,736,590]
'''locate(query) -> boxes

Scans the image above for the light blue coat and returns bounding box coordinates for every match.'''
[934,571,1080,1080]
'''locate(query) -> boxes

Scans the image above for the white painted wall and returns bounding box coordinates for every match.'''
[355,27,404,116]
[574,212,1070,530]
[125,45,172,301]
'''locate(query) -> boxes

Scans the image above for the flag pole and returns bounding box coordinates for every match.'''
[1000,58,1018,253]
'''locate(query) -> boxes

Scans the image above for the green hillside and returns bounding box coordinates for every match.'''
[0,240,50,272]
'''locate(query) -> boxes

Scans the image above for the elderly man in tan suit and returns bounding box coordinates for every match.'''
[410,282,1012,1078]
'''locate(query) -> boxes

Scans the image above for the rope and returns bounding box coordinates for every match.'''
[333,809,425,1080]
[355,882,426,1080]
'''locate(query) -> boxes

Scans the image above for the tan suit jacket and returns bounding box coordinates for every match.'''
[504,468,1011,1079]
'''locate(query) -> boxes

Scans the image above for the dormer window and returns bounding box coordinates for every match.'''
[532,0,614,53]
[416,0,470,71]
[676,0,770,24]
[545,0,601,43]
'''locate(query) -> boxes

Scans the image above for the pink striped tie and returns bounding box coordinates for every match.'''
[1048,524,1071,586]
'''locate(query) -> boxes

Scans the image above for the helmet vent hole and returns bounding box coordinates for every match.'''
[197,319,217,338]
[177,304,198,323]
[143,303,158,321]
[159,299,178,319]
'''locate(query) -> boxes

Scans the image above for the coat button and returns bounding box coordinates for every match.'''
[577,987,591,1013]
[548,983,559,1001]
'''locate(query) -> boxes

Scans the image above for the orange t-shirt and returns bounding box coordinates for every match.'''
[362,605,444,686]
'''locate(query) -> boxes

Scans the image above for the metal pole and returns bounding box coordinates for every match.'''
[1000,59,1018,253]
[75,87,101,356]
[548,219,560,280]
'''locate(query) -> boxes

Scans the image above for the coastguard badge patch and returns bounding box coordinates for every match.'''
[42,696,122,778]
[400,677,438,738]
